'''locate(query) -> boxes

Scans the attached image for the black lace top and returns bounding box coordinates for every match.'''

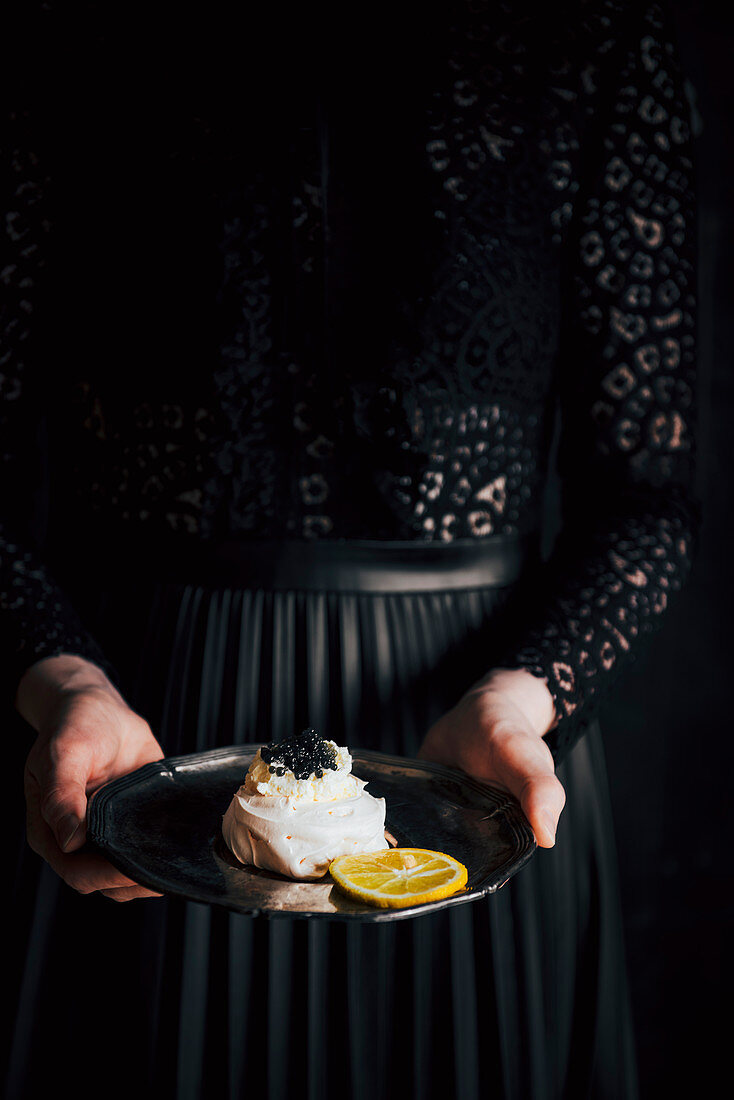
[0,0,699,761]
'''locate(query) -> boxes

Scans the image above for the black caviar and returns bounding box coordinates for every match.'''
[260,727,339,781]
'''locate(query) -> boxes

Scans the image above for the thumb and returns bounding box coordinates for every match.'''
[37,741,94,853]
[490,728,566,848]
[518,772,566,849]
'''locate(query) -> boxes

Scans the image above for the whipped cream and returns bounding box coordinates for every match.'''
[222,740,388,880]
[243,743,360,802]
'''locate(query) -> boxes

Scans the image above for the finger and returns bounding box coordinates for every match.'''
[490,731,566,848]
[30,738,95,852]
[31,831,143,893]
[518,772,567,848]
[99,886,164,902]
[26,775,143,893]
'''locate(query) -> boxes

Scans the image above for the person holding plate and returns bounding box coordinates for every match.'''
[4,2,698,1097]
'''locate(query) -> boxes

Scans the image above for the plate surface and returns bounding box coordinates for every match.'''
[87,745,536,921]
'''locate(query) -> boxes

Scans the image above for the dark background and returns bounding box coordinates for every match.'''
[2,4,730,1097]
[602,3,733,1093]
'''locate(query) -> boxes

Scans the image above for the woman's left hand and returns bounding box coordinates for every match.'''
[417,668,566,848]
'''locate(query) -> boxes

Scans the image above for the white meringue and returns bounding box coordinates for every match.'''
[222,744,388,880]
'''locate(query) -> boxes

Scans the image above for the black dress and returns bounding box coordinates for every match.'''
[2,2,698,1098]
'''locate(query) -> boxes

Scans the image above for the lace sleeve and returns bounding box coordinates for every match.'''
[0,108,119,705]
[499,3,700,763]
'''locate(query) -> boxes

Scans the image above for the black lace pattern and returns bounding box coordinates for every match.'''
[0,1,699,759]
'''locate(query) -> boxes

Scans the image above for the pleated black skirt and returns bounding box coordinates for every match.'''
[6,539,639,1100]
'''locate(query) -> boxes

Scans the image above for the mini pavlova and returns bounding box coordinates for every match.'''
[221,727,388,880]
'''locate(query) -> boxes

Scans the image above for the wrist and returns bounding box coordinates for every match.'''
[466,667,558,738]
[15,654,122,734]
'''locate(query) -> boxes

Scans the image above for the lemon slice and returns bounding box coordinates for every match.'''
[329,848,468,909]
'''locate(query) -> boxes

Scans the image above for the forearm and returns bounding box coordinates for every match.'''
[497,488,699,761]
[0,519,121,707]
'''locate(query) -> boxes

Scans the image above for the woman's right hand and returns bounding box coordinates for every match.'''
[17,654,165,901]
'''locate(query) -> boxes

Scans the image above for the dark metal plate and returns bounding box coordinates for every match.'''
[87,745,536,921]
